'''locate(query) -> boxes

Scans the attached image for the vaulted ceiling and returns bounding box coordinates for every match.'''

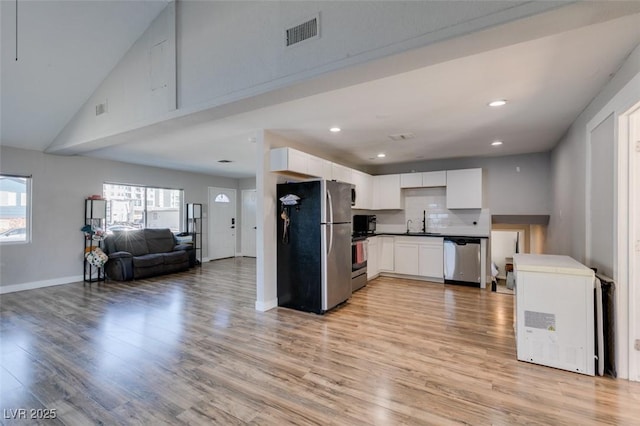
[2,1,640,178]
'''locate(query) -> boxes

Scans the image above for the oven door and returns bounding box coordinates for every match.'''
[352,239,368,273]
[351,238,368,292]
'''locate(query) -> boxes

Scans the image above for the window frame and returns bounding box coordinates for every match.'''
[103,182,184,233]
[0,174,32,245]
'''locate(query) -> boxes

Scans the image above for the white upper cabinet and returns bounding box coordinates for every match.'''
[422,171,446,187]
[372,174,402,210]
[270,147,340,181]
[331,163,354,184]
[270,147,308,175]
[352,170,373,210]
[400,171,446,188]
[446,168,483,209]
[400,173,422,188]
[307,154,331,180]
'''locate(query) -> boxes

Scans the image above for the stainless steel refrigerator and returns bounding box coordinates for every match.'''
[277,180,352,314]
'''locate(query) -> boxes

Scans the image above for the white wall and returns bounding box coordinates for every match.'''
[371,152,551,216]
[49,3,177,153]
[177,1,548,109]
[549,44,640,261]
[549,43,640,380]
[0,146,239,292]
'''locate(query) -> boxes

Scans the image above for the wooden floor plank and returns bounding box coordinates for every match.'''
[1,258,639,425]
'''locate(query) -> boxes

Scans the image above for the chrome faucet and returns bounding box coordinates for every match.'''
[406,219,412,234]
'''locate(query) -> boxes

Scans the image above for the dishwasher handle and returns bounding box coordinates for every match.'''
[445,237,481,245]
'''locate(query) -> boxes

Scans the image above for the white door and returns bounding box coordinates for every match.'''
[208,187,236,260]
[241,189,257,257]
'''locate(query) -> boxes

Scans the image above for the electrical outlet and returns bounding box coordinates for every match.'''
[635,339,640,351]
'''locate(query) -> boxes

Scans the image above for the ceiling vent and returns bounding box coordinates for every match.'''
[218,160,232,163]
[95,100,108,116]
[285,15,319,47]
[388,132,415,141]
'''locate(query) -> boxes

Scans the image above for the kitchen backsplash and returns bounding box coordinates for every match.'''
[360,187,491,236]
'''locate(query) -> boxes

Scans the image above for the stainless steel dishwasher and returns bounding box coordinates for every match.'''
[443,237,481,286]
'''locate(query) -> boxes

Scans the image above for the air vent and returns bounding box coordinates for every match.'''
[388,132,415,141]
[285,15,319,47]
[218,160,232,163]
[95,100,108,116]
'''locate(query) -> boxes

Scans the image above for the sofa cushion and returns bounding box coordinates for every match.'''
[132,254,164,268]
[162,251,188,265]
[110,230,149,256]
[144,228,176,254]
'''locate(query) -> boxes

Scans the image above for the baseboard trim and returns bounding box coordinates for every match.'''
[0,275,83,294]
[255,298,278,312]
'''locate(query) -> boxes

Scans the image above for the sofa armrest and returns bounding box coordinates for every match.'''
[108,251,134,259]
[174,244,197,267]
[105,252,134,281]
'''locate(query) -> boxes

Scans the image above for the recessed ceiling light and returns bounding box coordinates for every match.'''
[329,127,341,133]
[377,153,386,158]
[491,140,503,146]
[488,99,507,107]
[218,159,233,163]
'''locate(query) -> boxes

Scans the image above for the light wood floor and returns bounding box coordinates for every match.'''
[1,258,639,425]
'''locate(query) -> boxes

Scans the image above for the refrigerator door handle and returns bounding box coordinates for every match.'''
[327,188,334,224]
[326,189,334,254]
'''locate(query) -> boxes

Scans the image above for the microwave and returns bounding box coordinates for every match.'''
[353,215,376,236]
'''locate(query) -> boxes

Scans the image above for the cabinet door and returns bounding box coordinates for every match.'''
[332,163,353,184]
[288,149,308,175]
[400,173,422,188]
[367,237,378,279]
[446,168,482,209]
[373,174,402,209]
[419,244,444,279]
[394,243,419,275]
[422,171,446,187]
[352,170,373,210]
[378,237,395,272]
[308,155,329,178]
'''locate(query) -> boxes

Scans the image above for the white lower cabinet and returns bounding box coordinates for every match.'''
[387,236,444,280]
[418,240,444,279]
[367,237,378,279]
[394,241,420,276]
[378,236,395,272]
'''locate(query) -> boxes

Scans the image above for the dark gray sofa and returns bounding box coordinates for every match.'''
[104,228,194,281]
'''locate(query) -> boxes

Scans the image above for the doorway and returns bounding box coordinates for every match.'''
[626,103,640,381]
[241,189,257,257]
[208,187,237,260]
[490,229,524,294]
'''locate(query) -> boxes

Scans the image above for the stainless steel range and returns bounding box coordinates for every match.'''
[351,236,368,292]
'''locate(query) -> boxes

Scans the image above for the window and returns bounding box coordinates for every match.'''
[214,193,230,203]
[0,175,31,244]
[103,183,183,233]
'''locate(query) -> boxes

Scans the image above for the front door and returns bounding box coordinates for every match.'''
[208,187,236,260]
[241,189,257,257]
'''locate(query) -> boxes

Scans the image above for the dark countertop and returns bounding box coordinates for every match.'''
[365,232,489,239]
